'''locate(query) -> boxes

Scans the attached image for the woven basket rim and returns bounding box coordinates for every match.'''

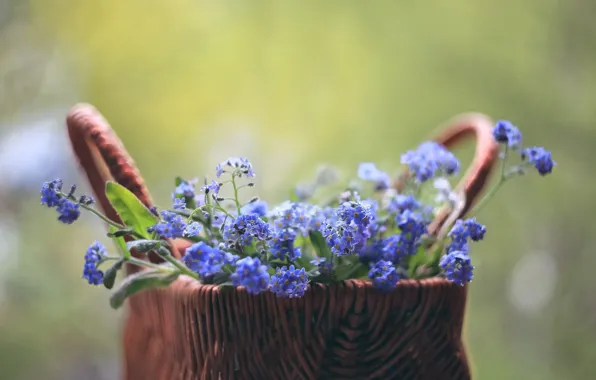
[165,275,464,296]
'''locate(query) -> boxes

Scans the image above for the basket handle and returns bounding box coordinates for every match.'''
[68,105,498,268]
[66,104,185,273]
[395,113,499,237]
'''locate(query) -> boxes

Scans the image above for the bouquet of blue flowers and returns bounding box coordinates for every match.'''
[40,116,554,311]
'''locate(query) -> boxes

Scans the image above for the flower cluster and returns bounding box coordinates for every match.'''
[183,242,238,279]
[400,142,460,182]
[40,179,94,224]
[40,120,555,306]
[270,265,309,298]
[231,257,270,294]
[83,242,107,285]
[439,218,485,285]
[493,120,556,176]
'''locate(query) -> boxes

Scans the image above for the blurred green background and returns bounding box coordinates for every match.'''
[0,1,594,379]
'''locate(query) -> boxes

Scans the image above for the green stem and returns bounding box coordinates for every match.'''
[469,146,509,217]
[157,247,200,280]
[214,204,235,218]
[61,192,126,229]
[231,175,242,215]
[343,262,364,280]
[470,178,505,216]
[127,257,174,273]
[86,206,125,229]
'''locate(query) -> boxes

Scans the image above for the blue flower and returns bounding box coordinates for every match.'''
[382,234,417,263]
[401,142,460,182]
[183,222,202,237]
[337,223,361,255]
[215,164,225,177]
[464,218,486,242]
[396,209,427,242]
[238,157,256,177]
[522,146,556,176]
[358,239,384,263]
[310,257,327,266]
[386,194,420,214]
[308,206,335,232]
[209,212,226,229]
[492,120,522,148]
[85,241,107,263]
[358,163,381,180]
[439,249,474,286]
[82,262,104,285]
[271,201,311,233]
[368,260,400,291]
[415,142,460,175]
[324,222,365,256]
[78,194,95,205]
[149,211,187,239]
[172,179,197,201]
[448,219,467,241]
[446,240,469,255]
[358,163,390,190]
[337,201,373,228]
[448,218,486,243]
[241,200,268,217]
[396,209,424,233]
[401,153,435,182]
[40,179,63,207]
[41,179,92,224]
[270,265,309,298]
[222,157,256,177]
[269,228,301,261]
[231,257,270,294]
[223,214,272,247]
[172,198,186,210]
[56,198,81,224]
[82,242,107,285]
[201,180,221,195]
[183,242,236,278]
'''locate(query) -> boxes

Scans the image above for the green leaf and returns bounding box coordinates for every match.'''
[126,239,162,253]
[407,246,426,278]
[407,241,445,279]
[293,254,314,272]
[109,270,180,309]
[105,182,158,240]
[352,263,370,280]
[212,272,232,285]
[103,258,125,289]
[109,225,130,259]
[175,176,184,187]
[309,230,332,260]
[427,240,446,271]
[334,257,362,281]
[157,246,172,258]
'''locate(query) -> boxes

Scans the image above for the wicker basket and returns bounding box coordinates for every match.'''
[66,104,498,380]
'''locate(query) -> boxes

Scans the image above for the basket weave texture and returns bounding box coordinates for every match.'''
[123,278,469,380]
